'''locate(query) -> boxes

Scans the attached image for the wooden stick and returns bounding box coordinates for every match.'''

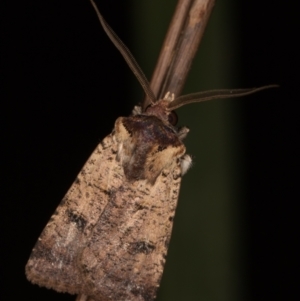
[143,0,215,109]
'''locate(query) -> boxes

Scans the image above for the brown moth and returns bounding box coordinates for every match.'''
[25,1,276,301]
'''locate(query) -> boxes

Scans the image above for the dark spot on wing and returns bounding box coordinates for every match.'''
[157,145,167,152]
[134,203,149,211]
[66,209,87,231]
[128,241,156,255]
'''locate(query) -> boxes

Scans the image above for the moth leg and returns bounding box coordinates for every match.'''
[177,126,190,140]
[180,154,192,175]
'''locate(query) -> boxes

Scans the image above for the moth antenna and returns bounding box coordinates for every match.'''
[89,0,156,103]
[168,85,279,110]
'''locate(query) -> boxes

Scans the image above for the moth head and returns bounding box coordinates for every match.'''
[144,92,178,126]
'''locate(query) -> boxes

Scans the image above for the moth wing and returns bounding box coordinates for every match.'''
[78,159,182,301]
[25,133,120,294]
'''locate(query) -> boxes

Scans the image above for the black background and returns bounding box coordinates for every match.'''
[2,0,298,300]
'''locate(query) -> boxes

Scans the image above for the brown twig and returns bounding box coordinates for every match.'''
[143,0,215,109]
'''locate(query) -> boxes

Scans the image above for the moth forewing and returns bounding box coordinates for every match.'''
[26,98,188,300]
[77,155,183,300]
[25,133,119,294]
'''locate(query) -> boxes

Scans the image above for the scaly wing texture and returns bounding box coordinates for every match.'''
[79,158,182,301]
[26,133,119,294]
[26,114,184,301]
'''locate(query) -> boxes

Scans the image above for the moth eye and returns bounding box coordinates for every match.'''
[168,111,178,125]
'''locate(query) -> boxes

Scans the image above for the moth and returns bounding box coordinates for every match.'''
[25,1,276,301]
